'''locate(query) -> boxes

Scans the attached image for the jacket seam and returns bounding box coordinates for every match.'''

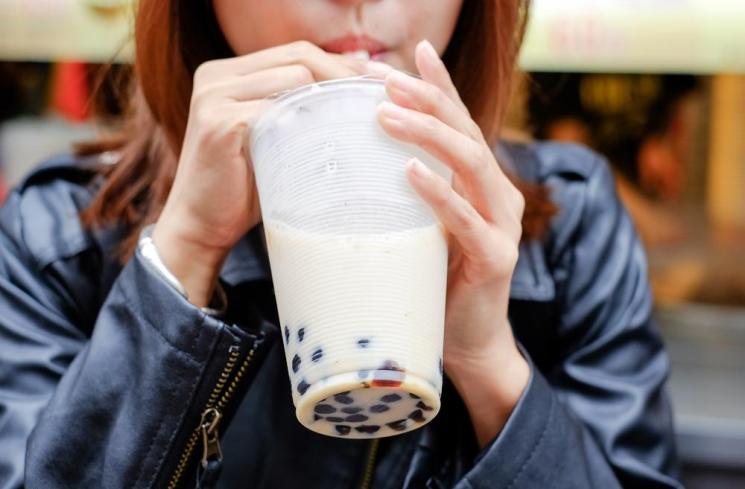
[149,313,220,488]
[503,388,555,489]
[117,275,203,365]
[132,372,179,489]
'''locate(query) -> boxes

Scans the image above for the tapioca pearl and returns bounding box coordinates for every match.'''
[326,416,344,423]
[292,354,301,373]
[314,404,336,414]
[341,406,362,414]
[386,419,407,432]
[416,401,434,412]
[409,393,420,399]
[297,327,306,342]
[369,404,390,413]
[381,393,402,403]
[357,338,371,348]
[297,379,311,395]
[408,409,425,423]
[334,393,354,405]
[438,357,444,376]
[284,326,290,344]
[380,360,402,371]
[355,425,380,434]
[313,414,322,421]
[346,414,369,422]
[311,348,323,362]
[335,425,351,435]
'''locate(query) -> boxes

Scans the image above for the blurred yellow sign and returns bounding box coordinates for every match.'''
[520,0,745,73]
[1,0,744,73]
[0,0,133,62]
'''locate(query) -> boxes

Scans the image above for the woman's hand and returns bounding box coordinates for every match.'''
[153,41,370,307]
[377,40,530,447]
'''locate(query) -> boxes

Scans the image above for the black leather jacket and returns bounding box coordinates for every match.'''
[0,142,682,489]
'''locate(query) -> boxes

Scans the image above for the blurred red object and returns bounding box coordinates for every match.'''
[50,61,89,122]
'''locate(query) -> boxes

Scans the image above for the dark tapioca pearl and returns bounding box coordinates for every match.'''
[334,393,354,405]
[284,326,290,344]
[338,391,350,395]
[311,348,323,362]
[409,393,421,399]
[314,404,336,414]
[380,360,402,371]
[370,404,390,413]
[408,409,425,423]
[346,414,369,423]
[313,414,322,421]
[381,393,402,403]
[355,425,380,434]
[357,338,371,348]
[335,425,351,435]
[387,419,407,432]
[416,401,434,412]
[297,379,311,395]
[326,416,344,423]
[292,354,301,373]
[372,369,405,388]
[297,327,305,342]
[341,406,362,414]
[438,357,444,376]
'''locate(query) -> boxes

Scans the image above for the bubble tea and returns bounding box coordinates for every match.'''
[249,76,450,439]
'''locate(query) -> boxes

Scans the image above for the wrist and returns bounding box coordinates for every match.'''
[446,330,530,448]
[151,220,229,308]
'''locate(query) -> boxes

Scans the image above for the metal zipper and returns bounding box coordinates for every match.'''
[359,439,380,489]
[167,343,255,489]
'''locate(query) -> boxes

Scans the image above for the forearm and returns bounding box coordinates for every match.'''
[25,250,271,488]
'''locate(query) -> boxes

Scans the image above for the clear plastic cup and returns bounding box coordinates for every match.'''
[248,76,450,439]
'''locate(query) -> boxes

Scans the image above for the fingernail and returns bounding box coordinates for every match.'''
[417,40,441,62]
[378,101,408,121]
[408,158,432,178]
[387,69,418,92]
[367,60,394,76]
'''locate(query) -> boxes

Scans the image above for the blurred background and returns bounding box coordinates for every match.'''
[0,1,743,487]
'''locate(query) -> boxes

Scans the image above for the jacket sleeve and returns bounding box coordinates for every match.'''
[0,188,272,489]
[455,152,682,488]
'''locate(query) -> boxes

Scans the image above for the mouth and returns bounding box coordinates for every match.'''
[320,34,389,61]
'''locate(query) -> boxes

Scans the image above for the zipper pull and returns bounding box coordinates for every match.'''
[200,407,223,468]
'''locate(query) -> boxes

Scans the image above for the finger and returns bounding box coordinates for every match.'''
[405,158,496,261]
[413,40,516,187]
[196,64,317,102]
[378,101,501,220]
[384,70,481,140]
[197,40,367,82]
[414,40,469,114]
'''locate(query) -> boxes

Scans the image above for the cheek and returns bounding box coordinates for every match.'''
[413,0,463,54]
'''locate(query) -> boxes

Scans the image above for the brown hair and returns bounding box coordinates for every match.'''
[81,0,556,258]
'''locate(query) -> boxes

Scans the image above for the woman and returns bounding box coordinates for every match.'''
[0,1,682,488]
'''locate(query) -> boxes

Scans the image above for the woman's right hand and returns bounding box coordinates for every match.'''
[152,41,375,307]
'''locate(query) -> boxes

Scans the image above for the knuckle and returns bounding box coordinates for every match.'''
[193,61,215,83]
[288,40,317,58]
[288,64,315,85]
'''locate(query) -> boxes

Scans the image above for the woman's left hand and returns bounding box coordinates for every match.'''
[377,40,530,446]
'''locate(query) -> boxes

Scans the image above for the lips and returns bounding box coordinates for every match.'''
[320,34,388,56]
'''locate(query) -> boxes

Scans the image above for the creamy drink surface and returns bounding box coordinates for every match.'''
[264,219,447,438]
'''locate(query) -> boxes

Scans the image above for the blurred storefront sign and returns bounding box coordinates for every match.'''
[1,0,745,74]
[0,0,133,62]
[521,0,745,74]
